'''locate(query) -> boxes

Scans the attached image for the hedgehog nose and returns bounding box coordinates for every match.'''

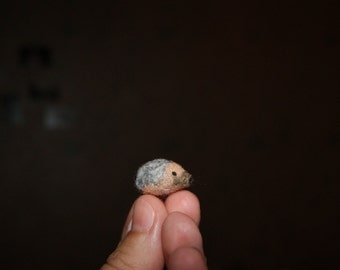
[189,176,194,184]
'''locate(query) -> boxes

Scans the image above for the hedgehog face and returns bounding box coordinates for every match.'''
[162,162,192,189]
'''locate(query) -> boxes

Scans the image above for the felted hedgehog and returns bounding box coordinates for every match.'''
[135,159,193,196]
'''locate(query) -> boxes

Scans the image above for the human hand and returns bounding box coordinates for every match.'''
[100,190,208,270]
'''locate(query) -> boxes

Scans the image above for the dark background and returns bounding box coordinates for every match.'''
[0,0,339,269]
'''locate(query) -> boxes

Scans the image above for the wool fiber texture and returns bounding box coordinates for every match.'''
[135,159,171,190]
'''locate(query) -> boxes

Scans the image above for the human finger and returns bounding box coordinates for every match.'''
[101,195,167,270]
[162,211,207,270]
[165,190,200,225]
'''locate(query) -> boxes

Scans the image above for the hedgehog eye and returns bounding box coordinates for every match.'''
[172,171,177,176]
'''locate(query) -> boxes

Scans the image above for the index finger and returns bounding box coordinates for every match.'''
[165,190,201,225]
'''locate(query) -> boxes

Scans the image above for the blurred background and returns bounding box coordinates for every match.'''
[0,0,339,269]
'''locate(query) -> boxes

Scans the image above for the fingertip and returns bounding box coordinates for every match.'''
[162,212,204,259]
[165,190,201,225]
[167,247,208,270]
[138,194,167,216]
[121,195,167,239]
[108,195,168,270]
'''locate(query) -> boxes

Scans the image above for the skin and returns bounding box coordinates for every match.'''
[100,190,208,270]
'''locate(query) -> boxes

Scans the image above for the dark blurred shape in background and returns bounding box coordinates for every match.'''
[0,0,339,269]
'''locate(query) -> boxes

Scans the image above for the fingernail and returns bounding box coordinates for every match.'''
[132,199,155,232]
[125,218,132,235]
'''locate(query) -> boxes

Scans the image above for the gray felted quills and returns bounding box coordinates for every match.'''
[135,159,193,196]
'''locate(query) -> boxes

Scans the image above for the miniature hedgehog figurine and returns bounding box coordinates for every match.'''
[135,159,193,196]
